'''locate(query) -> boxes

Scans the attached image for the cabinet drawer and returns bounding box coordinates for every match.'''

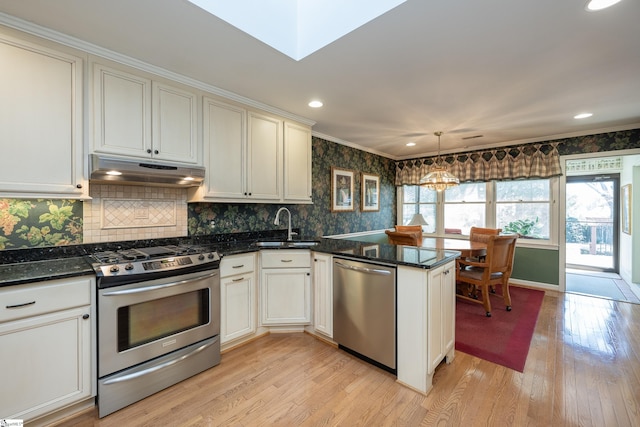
[261,250,311,268]
[0,276,93,323]
[221,253,255,277]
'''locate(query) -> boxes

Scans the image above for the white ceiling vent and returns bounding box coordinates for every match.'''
[187,0,407,61]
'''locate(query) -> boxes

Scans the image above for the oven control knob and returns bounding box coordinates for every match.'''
[198,254,205,261]
[125,263,134,271]
[208,252,215,259]
[110,265,120,273]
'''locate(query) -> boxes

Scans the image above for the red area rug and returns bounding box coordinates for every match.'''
[455,285,545,372]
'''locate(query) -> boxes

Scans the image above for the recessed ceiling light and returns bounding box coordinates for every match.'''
[406,142,416,147]
[585,0,623,11]
[308,100,323,108]
[574,113,593,119]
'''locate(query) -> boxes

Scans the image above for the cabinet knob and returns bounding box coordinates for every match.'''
[76,184,83,189]
[147,149,152,154]
[154,150,159,155]
[82,314,90,320]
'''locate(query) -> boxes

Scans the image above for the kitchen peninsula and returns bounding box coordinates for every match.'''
[0,232,458,421]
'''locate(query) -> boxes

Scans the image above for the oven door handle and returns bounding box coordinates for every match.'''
[101,272,218,296]
[102,340,215,385]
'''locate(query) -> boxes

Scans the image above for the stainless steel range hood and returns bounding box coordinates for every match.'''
[90,155,205,187]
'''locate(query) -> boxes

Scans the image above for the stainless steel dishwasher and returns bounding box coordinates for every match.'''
[333,257,396,373]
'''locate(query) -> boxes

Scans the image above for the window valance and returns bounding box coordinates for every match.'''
[394,142,562,186]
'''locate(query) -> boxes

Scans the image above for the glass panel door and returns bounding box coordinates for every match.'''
[565,174,619,272]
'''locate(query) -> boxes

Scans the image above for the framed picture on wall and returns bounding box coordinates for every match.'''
[622,184,632,234]
[361,173,380,212]
[331,167,355,212]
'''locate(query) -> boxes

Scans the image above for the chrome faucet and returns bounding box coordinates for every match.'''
[274,207,295,241]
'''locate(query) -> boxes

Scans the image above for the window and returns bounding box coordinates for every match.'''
[401,185,436,233]
[444,182,486,235]
[496,179,550,239]
[398,178,556,243]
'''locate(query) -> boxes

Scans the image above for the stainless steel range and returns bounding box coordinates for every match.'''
[91,245,221,418]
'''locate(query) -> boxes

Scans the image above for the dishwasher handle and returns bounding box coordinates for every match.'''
[334,261,392,276]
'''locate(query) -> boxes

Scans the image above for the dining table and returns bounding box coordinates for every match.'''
[420,237,487,259]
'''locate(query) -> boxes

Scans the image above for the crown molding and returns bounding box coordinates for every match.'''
[0,12,315,127]
[312,131,397,160]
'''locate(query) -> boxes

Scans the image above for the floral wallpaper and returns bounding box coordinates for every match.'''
[188,136,398,237]
[1,129,639,250]
[0,199,83,249]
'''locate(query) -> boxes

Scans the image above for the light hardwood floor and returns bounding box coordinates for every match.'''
[56,288,640,426]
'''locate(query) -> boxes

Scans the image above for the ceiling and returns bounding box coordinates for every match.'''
[1,0,639,160]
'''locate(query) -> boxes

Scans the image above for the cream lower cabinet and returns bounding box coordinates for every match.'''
[220,253,256,344]
[0,30,86,198]
[396,261,456,394]
[312,252,333,337]
[427,262,456,373]
[0,276,95,422]
[260,250,311,325]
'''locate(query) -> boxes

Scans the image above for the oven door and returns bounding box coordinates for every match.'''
[98,269,220,378]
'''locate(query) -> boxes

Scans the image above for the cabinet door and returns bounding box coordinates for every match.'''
[427,262,456,373]
[93,63,152,158]
[247,112,282,201]
[152,82,199,164]
[0,306,92,421]
[427,264,445,373]
[0,35,85,197]
[261,268,311,325]
[201,98,246,199]
[442,262,456,353]
[313,253,333,337]
[220,272,256,344]
[284,122,312,203]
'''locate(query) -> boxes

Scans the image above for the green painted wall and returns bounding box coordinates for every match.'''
[511,247,559,286]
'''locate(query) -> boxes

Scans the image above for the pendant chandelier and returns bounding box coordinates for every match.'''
[419,131,459,191]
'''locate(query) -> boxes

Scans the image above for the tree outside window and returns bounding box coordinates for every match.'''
[496,180,550,239]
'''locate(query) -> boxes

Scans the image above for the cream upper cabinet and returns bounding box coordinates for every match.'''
[284,122,312,203]
[93,63,199,165]
[0,31,86,198]
[190,100,312,204]
[196,97,246,200]
[247,111,282,201]
[152,82,198,164]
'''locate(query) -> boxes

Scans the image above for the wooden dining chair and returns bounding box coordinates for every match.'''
[468,226,501,260]
[455,234,518,317]
[385,225,423,246]
[469,226,502,244]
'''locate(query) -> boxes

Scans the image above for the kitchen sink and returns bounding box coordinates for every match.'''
[253,241,319,248]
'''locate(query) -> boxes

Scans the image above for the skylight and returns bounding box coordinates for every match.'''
[187,0,407,61]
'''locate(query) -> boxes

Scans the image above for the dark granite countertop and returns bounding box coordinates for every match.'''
[0,230,459,288]
[0,257,95,287]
